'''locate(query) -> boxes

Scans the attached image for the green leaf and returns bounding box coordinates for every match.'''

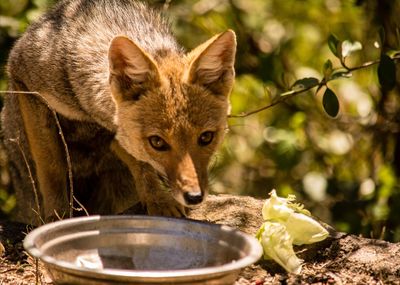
[328,34,340,58]
[322,88,339,118]
[387,50,400,58]
[378,54,396,91]
[341,40,362,58]
[291,77,319,91]
[323,60,333,79]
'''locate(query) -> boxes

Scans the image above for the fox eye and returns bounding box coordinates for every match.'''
[198,131,214,146]
[149,136,170,151]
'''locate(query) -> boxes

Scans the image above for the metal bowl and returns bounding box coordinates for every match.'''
[24,215,262,284]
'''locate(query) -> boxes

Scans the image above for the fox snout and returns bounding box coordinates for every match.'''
[179,175,204,206]
[184,191,203,205]
[171,154,207,207]
[108,30,236,215]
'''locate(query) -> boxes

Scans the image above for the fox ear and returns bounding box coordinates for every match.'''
[108,36,160,102]
[186,30,236,96]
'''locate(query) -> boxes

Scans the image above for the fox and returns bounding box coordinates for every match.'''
[1,0,236,225]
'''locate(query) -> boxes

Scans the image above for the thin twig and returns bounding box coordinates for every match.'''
[35,258,39,285]
[31,209,45,225]
[228,54,400,118]
[73,196,90,216]
[346,59,380,72]
[54,210,63,221]
[9,136,42,224]
[228,84,320,118]
[347,54,400,72]
[0,268,20,274]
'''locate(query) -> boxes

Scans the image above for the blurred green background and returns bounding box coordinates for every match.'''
[1,0,400,241]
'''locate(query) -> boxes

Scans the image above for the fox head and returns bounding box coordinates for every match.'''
[108,30,236,207]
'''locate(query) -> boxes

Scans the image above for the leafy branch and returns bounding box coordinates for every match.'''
[229,33,399,119]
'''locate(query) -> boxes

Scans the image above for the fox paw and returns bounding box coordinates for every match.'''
[143,195,186,217]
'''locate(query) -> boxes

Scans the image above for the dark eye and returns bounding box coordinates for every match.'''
[198,131,214,146]
[149,136,170,151]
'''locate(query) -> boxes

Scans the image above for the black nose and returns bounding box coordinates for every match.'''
[183,192,203,205]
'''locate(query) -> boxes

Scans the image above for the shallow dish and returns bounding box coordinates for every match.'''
[24,215,262,284]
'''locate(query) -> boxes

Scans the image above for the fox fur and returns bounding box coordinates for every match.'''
[2,0,236,225]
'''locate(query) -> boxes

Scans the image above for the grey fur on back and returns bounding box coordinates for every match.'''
[3,0,184,223]
[7,0,182,130]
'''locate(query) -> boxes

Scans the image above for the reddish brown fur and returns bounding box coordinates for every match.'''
[2,0,236,224]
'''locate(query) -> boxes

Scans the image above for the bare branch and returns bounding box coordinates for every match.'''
[228,84,321,118]
[9,136,42,224]
[228,54,400,119]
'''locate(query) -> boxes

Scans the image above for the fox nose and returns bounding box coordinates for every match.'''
[183,191,203,205]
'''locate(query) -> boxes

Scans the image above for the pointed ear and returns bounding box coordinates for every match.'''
[186,30,236,96]
[108,36,160,102]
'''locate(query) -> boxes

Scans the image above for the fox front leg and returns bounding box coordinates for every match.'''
[134,161,187,217]
[15,90,69,223]
[111,140,186,217]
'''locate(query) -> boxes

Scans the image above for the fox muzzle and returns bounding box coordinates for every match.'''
[183,190,203,205]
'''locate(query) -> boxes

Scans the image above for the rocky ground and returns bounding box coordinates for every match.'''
[1,194,400,284]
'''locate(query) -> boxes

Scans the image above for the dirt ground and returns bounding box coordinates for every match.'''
[1,195,400,284]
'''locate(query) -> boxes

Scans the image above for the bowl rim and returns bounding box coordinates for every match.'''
[24,215,263,280]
